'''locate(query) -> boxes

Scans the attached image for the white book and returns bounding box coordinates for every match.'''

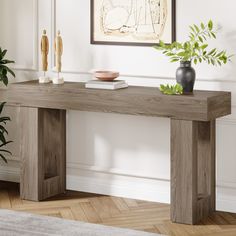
[86,80,128,90]
[87,80,125,85]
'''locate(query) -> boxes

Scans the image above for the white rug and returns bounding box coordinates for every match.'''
[0,209,164,236]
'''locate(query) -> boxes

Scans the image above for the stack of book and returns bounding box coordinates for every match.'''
[85,80,128,90]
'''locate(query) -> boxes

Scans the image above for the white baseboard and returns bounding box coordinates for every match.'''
[217,197,236,213]
[67,174,236,214]
[216,183,236,213]
[1,162,236,213]
[67,174,170,203]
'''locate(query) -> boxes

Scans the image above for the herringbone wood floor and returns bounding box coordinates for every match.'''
[1,181,236,236]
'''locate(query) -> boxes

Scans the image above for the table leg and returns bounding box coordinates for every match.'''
[170,119,215,225]
[20,107,66,201]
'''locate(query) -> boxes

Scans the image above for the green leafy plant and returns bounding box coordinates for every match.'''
[0,102,12,163]
[0,47,15,162]
[159,84,183,95]
[0,48,15,86]
[154,20,232,66]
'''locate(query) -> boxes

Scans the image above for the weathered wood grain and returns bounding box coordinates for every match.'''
[20,107,40,201]
[171,119,198,224]
[197,120,216,221]
[171,119,216,224]
[20,107,66,201]
[38,108,66,200]
[4,80,231,121]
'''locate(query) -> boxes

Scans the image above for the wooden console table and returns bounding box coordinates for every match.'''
[2,80,231,225]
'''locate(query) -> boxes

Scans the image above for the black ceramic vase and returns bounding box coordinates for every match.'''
[176,61,196,94]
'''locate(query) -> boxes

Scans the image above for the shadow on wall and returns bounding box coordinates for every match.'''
[66,110,170,187]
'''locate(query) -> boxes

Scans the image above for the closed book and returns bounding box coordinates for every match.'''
[85,80,128,90]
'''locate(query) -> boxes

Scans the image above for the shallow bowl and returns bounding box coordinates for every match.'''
[94,71,120,81]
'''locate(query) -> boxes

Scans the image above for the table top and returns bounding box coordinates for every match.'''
[1,80,231,121]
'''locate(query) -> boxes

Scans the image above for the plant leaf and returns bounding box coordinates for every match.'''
[201,22,205,30]
[2,66,15,78]
[0,50,7,60]
[0,154,7,163]
[0,125,8,134]
[159,84,183,95]
[0,132,6,144]
[0,102,6,114]
[0,141,13,148]
[0,149,12,155]
[194,24,200,33]
[208,20,213,30]
[0,117,11,123]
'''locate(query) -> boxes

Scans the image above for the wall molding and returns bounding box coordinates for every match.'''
[67,174,236,213]
[62,71,236,84]
[67,162,169,182]
[67,162,236,189]
[11,0,38,72]
[67,174,170,204]
[217,182,236,213]
[53,69,236,85]
[217,197,236,214]
[6,159,236,190]
[59,69,236,85]
[118,74,236,84]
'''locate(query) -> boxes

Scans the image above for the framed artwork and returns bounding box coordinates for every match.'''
[91,0,176,46]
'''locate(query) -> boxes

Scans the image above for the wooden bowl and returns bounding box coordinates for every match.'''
[94,71,120,81]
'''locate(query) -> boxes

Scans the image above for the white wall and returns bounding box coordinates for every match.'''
[0,0,236,212]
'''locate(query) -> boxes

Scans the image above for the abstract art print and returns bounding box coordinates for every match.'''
[91,0,176,46]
